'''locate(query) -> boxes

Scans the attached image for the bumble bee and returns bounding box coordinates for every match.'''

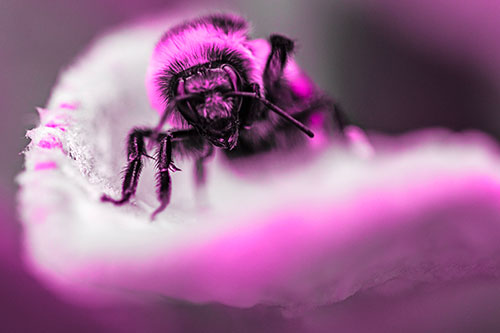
[102,13,349,219]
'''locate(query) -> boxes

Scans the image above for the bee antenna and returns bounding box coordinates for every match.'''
[224,91,315,138]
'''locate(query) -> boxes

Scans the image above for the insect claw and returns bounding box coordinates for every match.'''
[169,163,181,172]
[150,201,168,221]
[101,194,113,202]
[101,193,130,205]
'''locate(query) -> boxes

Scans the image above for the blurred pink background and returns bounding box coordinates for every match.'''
[3,0,500,331]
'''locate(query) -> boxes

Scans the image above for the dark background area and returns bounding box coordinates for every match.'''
[2,0,500,331]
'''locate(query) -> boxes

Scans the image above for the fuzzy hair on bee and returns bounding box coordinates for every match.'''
[102,13,349,219]
[146,15,265,119]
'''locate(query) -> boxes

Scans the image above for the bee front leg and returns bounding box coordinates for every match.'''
[152,129,209,218]
[151,134,177,220]
[101,128,151,205]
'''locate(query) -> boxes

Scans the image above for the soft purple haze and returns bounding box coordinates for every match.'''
[4,0,500,331]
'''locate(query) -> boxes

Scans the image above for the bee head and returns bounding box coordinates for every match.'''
[174,64,243,149]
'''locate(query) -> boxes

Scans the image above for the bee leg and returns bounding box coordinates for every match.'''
[194,145,214,187]
[293,97,349,136]
[305,98,374,153]
[151,134,175,220]
[263,34,294,94]
[101,128,151,205]
[317,97,349,136]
